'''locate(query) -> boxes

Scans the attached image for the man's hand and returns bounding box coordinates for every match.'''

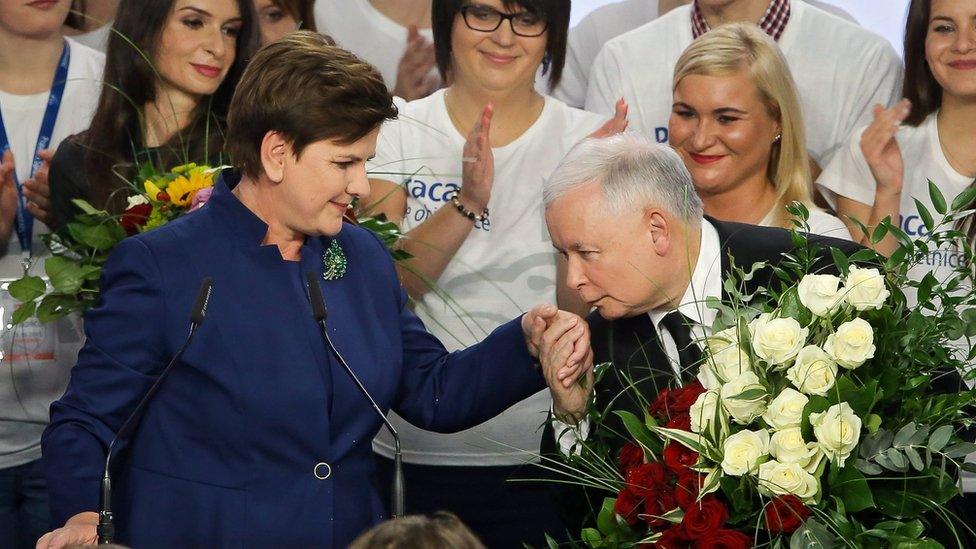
[35,511,98,549]
[523,305,594,423]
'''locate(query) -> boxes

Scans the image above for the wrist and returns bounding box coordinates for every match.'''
[553,401,586,426]
[448,191,489,224]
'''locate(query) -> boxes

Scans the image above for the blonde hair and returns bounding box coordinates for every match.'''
[673,23,812,229]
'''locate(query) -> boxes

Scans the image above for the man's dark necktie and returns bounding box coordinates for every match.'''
[660,310,704,376]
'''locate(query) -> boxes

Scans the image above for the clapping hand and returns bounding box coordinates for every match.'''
[860,99,910,197]
[23,148,54,226]
[522,304,594,424]
[458,104,494,213]
[589,97,628,139]
[392,25,440,101]
[0,149,19,244]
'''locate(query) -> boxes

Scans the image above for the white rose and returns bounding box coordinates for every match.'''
[758,459,820,501]
[786,345,838,396]
[769,427,823,472]
[721,429,770,476]
[762,388,809,431]
[126,194,150,208]
[797,274,843,317]
[809,402,862,466]
[690,390,727,434]
[843,266,890,311]
[751,315,808,366]
[720,371,768,425]
[823,318,876,369]
[701,327,753,386]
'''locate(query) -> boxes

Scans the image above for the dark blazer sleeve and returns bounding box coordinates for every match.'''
[47,136,92,231]
[391,282,547,433]
[41,237,168,527]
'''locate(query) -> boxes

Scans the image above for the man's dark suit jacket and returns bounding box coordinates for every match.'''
[541,217,862,530]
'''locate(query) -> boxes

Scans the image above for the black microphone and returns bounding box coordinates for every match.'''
[98,277,214,544]
[305,271,405,518]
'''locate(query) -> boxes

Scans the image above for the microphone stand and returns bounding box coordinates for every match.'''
[305,272,405,518]
[98,278,214,544]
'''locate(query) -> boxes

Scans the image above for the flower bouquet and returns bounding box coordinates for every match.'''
[8,162,220,324]
[553,194,976,548]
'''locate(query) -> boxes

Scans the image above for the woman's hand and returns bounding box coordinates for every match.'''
[459,104,494,212]
[0,149,19,244]
[860,99,910,197]
[23,148,54,226]
[589,97,629,139]
[392,25,440,101]
[35,511,98,549]
[531,309,594,424]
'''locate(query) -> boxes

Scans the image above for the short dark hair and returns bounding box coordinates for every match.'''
[348,512,485,549]
[431,0,571,91]
[270,0,316,32]
[226,31,397,178]
[903,0,938,126]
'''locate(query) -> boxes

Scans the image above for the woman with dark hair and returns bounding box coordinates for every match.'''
[44,0,260,229]
[252,0,315,46]
[365,0,625,545]
[818,0,975,256]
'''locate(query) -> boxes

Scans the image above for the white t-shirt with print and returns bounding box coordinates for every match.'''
[584,1,901,168]
[314,0,435,92]
[549,0,858,109]
[817,112,976,490]
[0,37,103,469]
[369,89,604,465]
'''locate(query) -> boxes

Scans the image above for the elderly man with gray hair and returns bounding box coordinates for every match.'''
[534,132,859,528]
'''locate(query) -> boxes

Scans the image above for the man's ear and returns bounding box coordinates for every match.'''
[259,131,289,183]
[644,207,670,256]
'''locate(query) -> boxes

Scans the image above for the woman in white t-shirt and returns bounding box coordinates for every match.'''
[818,0,975,258]
[668,24,851,240]
[365,0,623,545]
[0,1,103,547]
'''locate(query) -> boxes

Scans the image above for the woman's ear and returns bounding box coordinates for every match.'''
[259,131,289,183]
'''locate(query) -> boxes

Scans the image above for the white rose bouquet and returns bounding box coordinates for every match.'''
[547,198,976,548]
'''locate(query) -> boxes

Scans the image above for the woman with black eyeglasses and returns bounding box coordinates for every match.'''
[365,0,626,546]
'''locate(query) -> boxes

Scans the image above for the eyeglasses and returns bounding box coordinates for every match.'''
[459,4,548,38]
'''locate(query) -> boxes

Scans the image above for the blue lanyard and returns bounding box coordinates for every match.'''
[0,40,70,256]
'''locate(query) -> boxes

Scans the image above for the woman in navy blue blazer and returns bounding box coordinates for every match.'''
[36,32,591,549]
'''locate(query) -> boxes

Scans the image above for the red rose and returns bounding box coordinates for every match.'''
[666,413,692,432]
[614,487,642,526]
[649,388,674,421]
[671,381,705,414]
[642,487,678,527]
[657,525,692,548]
[674,472,703,510]
[619,442,645,472]
[763,495,811,533]
[694,528,751,548]
[626,462,668,497]
[681,495,729,539]
[120,203,152,235]
[663,442,699,474]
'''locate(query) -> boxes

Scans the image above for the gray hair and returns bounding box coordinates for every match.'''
[543,133,703,221]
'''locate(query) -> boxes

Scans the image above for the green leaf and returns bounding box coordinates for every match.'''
[854,458,883,475]
[830,247,850,276]
[44,257,85,294]
[929,425,953,452]
[828,463,875,512]
[11,301,37,325]
[581,528,603,548]
[871,221,890,244]
[727,387,767,401]
[35,295,77,323]
[613,410,661,455]
[597,497,616,536]
[71,198,106,216]
[942,442,976,459]
[865,414,883,434]
[7,276,46,302]
[914,198,935,233]
[905,447,925,471]
[929,180,948,215]
[67,219,125,251]
[778,287,810,324]
[885,448,909,470]
[791,518,843,549]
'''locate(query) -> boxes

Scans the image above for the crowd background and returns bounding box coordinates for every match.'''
[1,0,973,547]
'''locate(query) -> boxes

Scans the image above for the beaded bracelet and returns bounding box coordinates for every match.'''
[446,191,490,224]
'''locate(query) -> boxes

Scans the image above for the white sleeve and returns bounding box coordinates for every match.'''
[820,42,903,167]
[815,125,878,210]
[551,409,591,457]
[584,43,623,116]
